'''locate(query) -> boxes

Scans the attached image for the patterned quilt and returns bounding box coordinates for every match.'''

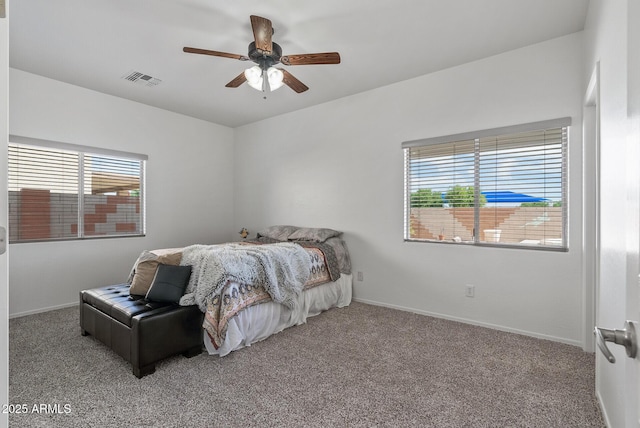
[202,241,341,349]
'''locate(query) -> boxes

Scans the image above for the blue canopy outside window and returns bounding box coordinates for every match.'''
[480,191,548,203]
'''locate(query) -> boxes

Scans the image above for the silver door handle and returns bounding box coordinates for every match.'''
[594,321,637,363]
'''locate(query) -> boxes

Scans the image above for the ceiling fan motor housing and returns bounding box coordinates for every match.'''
[248,42,282,68]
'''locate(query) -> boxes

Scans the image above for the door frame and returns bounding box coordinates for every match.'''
[583,62,600,353]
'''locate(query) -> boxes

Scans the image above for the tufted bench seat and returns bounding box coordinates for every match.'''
[80,283,204,378]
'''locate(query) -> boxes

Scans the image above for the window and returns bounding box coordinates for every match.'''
[403,118,569,250]
[8,136,146,243]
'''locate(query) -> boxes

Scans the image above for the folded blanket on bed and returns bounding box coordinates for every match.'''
[179,242,311,312]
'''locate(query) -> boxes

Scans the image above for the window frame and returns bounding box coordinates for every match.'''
[8,135,147,243]
[402,118,570,251]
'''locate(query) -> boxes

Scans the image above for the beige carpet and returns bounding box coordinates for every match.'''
[9,301,604,427]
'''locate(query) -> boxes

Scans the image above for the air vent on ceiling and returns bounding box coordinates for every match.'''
[121,70,162,87]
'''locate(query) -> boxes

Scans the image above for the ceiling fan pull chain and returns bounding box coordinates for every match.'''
[262,68,268,93]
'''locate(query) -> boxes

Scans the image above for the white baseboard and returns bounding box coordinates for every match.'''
[9,301,77,319]
[12,297,583,349]
[352,297,583,348]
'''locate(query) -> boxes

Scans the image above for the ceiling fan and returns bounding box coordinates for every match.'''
[183,15,341,94]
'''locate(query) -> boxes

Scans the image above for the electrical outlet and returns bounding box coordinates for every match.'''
[465,284,475,297]
[357,271,363,281]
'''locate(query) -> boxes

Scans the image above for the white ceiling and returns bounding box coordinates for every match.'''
[9,0,590,128]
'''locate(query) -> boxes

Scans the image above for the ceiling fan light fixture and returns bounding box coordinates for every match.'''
[267,67,284,91]
[244,65,263,90]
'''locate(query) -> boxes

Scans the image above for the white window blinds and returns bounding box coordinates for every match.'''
[403,118,569,250]
[8,136,146,242]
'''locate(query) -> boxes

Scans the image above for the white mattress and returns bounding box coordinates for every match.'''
[204,273,353,356]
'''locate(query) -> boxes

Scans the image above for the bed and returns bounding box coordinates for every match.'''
[127,225,352,356]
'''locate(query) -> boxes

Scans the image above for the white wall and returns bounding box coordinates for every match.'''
[8,69,236,316]
[7,32,588,348]
[234,33,585,345]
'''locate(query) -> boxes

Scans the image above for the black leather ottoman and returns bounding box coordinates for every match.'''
[80,284,204,378]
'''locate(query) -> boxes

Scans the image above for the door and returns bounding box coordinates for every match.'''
[593,99,640,427]
[593,2,640,427]
[630,3,640,425]
[0,0,9,426]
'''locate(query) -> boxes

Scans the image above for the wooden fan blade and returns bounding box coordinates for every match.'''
[250,15,273,54]
[280,52,341,66]
[225,72,247,88]
[183,47,249,61]
[279,69,309,93]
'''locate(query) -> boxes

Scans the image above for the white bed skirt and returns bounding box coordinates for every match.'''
[204,274,353,356]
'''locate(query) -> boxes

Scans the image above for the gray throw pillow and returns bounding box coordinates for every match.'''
[145,264,192,303]
[288,227,342,243]
[256,225,300,241]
